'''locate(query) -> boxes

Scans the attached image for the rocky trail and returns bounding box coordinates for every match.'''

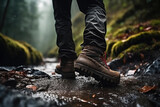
[0,56,160,107]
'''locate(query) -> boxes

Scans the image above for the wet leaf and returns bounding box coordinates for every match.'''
[144,26,152,31]
[140,53,144,60]
[140,63,143,66]
[92,94,96,98]
[139,85,157,93]
[9,71,26,76]
[26,85,37,91]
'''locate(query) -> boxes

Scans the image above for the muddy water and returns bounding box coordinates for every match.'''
[30,58,159,107]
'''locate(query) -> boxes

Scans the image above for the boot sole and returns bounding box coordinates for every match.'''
[75,63,120,85]
[55,68,76,79]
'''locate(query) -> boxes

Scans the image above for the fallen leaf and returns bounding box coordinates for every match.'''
[144,26,152,31]
[134,65,139,69]
[26,85,37,91]
[139,85,157,93]
[92,94,96,98]
[9,71,26,76]
[140,53,144,60]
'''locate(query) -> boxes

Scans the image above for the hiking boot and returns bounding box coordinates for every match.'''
[55,59,75,79]
[75,46,120,85]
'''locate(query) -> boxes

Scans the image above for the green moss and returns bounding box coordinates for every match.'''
[111,31,160,58]
[106,40,117,56]
[48,46,58,57]
[118,43,149,58]
[118,41,160,60]
[150,19,160,27]
[112,26,136,38]
[0,33,43,66]
[107,7,133,34]
[106,0,160,38]
[21,42,43,64]
[75,42,82,56]
[113,27,128,37]
[106,6,136,36]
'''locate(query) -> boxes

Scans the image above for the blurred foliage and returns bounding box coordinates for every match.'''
[48,0,160,58]
[0,0,57,54]
[0,0,39,46]
[106,0,160,38]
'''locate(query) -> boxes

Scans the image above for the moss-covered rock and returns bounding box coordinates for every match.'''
[110,31,160,58]
[111,19,160,40]
[118,43,149,58]
[21,42,43,65]
[0,33,43,66]
[106,40,117,56]
[114,41,160,64]
[106,0,160,39]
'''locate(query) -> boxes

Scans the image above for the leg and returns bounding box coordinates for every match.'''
[77,0,107,52]
[75,0,120,85]
[52,0,76,78]
[52,0,77,60]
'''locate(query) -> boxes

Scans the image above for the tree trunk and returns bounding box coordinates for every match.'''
[0,0,10,32]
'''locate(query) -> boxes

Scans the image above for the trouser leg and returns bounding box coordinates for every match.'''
[77,0,107,52]
[52,0,77,60]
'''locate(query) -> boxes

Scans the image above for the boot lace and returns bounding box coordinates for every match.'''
[101,52,110,69]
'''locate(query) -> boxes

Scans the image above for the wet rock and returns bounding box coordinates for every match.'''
[145,57,160,74]
[0,85,67,107]
[13,65,26,71]
[27,69,50,79]
[0,67,10,71]
[12,66,50,79]
[0,66,50,89]
[107,58,123,70]
[148,93,160,107]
